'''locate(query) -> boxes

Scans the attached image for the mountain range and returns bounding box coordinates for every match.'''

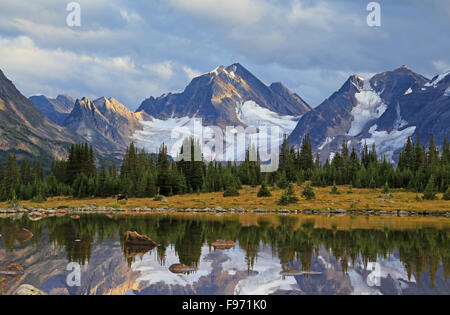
[288,66,449,162]
[0,69,83,168]
[0,63,448,168]
[28,94,75,125]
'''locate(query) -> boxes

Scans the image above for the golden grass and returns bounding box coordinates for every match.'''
[2,184,449,213]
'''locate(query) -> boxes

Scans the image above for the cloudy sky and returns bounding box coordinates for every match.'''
[0,0,448,110]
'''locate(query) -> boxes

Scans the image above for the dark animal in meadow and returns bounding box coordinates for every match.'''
[117,193,128,202]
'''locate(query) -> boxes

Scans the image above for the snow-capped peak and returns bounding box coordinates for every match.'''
[209,66,221,76]
[209,65,237,79]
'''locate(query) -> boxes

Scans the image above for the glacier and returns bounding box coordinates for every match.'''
[347,81,388,137]
[361,124,416,162]
[424,71,450,88]
[131,100,301,162]
[235,100,301,136]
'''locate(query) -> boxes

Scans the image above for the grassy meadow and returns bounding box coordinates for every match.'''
[2,184,449,213]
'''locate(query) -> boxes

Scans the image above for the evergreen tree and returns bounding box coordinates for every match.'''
[276,171,288,189]
[157,144,172,196]
[443,187,450,201]
[19,160,32,186]
[96,162,107,197]
[427,134,439,171]
[302,184,315,200]
[223,183,239,197]
[382,181,390,194]
[257,184,272,197]
[423,176,437,200]
[278,183,299,205]
[298,135,314,173]
[4,154,19,198]
[331,181,339,194]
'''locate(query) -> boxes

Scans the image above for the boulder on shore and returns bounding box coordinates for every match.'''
[212,239,235,250]
[13,284,47,295]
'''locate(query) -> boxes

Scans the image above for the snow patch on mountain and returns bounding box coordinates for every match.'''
[444,87,450,97]
[132,103,294,162]
[318,137,334,150]
[393,103,408,129]
[329,152,336,162]
[424,71,450,88]
[210,66,220,76]
[236,100,301,135]
[347,82,387,137]
[132,116,198,157]
[209,65,236,79]
[404,87,413,95]
[361,124,416,161]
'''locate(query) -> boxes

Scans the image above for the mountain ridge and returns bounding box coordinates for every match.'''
[63,96,146,153]
[0,69,84,167]
[288,66,449,163]
[136,63,311,127]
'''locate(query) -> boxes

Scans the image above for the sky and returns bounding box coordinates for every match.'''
[0,0,448,110]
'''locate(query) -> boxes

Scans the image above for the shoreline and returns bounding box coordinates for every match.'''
[1,204,450,218]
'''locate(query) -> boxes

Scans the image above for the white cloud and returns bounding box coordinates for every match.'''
[0,36,163,109]
[143,61,175,80]
[183,66,202,81]
[0,0,448,111]
[119,9,143,24]
[168,0,265,25]
[432,60,450,73]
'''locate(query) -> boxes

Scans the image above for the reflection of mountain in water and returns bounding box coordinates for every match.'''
[0,214,449,295]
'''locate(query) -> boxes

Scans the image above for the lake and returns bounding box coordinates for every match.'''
[0,213,449,295]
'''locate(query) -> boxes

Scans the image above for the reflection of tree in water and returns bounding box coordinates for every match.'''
[174,221,204,268]
[1,214,449,286]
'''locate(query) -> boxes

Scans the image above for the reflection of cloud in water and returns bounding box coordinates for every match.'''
[347,254,416,295]
[131,245,213,287]
[131,242,299,295]
[221,245,298,295]
[130,243,419,295]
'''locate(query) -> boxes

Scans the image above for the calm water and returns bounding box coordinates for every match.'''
[0,213,449,295]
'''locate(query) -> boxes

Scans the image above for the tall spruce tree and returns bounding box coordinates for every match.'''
[157,144,172,196]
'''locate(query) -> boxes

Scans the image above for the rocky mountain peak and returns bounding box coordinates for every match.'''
[136,63,311,125]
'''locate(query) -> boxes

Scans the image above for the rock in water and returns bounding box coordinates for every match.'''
[168,264,197,274]
[124,231,159,247]
[124,231,159,257]
[13,284,47,295]
[280,268,322,276]
[13,228,33,242]
[212,239,235,250]
[27,211,46,221]
[0,264,24,278]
